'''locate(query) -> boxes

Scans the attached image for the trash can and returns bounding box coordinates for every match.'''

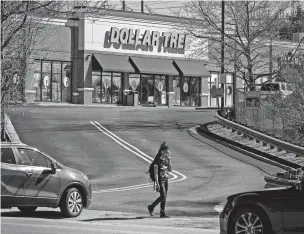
[123,90,131,106]
[127,91,138,106]
[133,91,138,107]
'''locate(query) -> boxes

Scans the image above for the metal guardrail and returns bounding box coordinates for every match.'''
[215,112,304,157]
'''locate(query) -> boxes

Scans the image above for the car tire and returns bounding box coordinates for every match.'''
[230,207,271,234]
[18,207,37,213]
[60,187,83,218]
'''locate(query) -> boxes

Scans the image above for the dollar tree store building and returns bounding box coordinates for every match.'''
[25,9,241,107]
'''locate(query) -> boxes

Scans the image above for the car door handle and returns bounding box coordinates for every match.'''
[25,171,34,176]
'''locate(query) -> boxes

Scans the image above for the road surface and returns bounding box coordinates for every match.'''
[3,106,283,233]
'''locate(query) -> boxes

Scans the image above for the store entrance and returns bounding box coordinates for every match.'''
[140,75,167,106]
[141,75,155,105]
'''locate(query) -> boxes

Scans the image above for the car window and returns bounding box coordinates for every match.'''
[261,83,280,91]
[17,148,49,167]
[1,148,16,164]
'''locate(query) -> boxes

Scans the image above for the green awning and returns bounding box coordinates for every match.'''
[93,54,135,73]
[129,56,179,76]
[173,60,210,77]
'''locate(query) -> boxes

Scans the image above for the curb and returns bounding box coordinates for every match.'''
[190,123,302,171]
[5,115,21,143]
[15,103,198,110]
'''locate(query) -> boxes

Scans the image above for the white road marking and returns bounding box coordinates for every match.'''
[90,121,187,193]
[94,121,187,184]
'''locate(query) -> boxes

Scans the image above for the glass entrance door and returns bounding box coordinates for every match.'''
[141,75,154,105]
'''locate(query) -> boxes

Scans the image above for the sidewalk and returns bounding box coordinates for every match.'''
[17,102,201,109]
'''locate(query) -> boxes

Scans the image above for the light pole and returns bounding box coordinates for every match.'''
[221,0,225,112]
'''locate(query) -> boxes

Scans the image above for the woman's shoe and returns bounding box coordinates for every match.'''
[148,205,154,216]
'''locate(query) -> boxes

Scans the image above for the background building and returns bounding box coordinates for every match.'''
[24,9,245,107]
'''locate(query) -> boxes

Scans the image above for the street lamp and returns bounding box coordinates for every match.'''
[221,0,225,112]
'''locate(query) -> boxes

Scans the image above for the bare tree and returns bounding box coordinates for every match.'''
[178,1,303,90]
[280,61,304,144]
[1,1,111,141]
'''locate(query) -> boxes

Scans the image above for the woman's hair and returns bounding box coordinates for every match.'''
[159,142,169,151]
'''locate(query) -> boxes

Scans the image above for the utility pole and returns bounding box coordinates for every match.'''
[141,0,144,13]
[221,0,225,112]
[122,0,125,11]
[269,35,273,81]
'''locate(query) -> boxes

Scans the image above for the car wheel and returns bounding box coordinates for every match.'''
[60,187,83,218]
[18,207,37,213]
[230,207,271,234]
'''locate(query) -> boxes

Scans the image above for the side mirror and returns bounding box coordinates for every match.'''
[51,162,56,174]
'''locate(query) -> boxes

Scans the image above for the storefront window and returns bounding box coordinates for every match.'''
[154,75,166,105]
[33,60,71,102]
[210,73,219,106]
[33,61,41,101]
[52,62,61,101]
[141,75,154,105]
[42,61,51,101]
[190,77,199,106]
[225,74,233,106]
[181,77,190,106]
[129,74,141,104]
[62,63,71,102]
[92,71,101,103]
[102,72,112,104]
[173,76,180,106]
[112,73,122,104]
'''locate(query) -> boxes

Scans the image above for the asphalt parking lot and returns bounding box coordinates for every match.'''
[9,106,282,217]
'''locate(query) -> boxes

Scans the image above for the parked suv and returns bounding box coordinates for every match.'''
[220,181,304,234]
[1,143,92,218]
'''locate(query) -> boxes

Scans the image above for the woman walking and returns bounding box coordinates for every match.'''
[148,142,172,218]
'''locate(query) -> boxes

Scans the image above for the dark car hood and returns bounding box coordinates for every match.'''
[227,186,291,200]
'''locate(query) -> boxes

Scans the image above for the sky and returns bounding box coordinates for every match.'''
[109,0,186,16]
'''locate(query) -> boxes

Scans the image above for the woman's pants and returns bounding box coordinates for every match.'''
[150,180,168,214]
